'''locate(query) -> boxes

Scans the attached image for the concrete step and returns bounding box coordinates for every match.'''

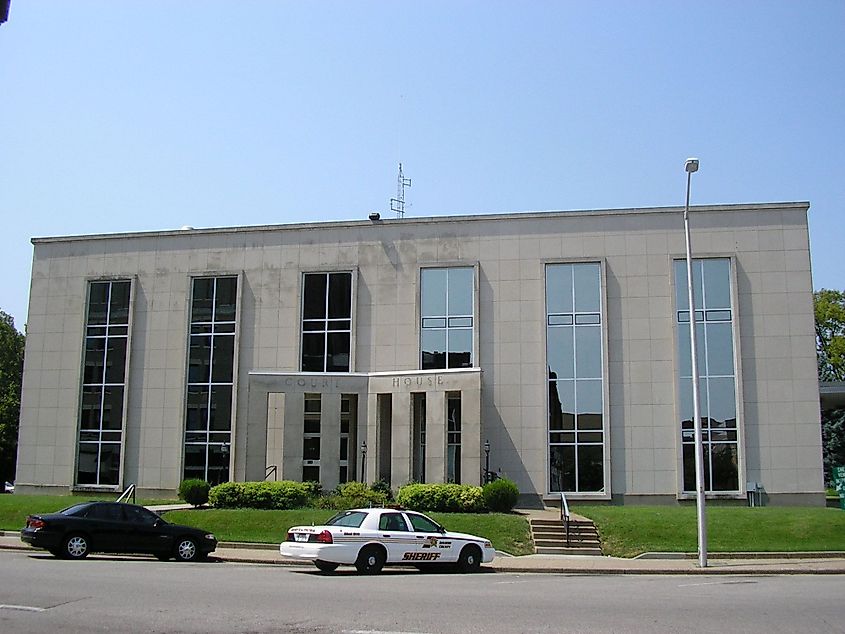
[536,546,604,556]
[534,538,601,548]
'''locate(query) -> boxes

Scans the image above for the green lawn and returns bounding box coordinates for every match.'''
[574,505,845,557]
[0,494,179,532]
[162,508,535,556]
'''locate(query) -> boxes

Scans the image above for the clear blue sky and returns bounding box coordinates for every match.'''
[1,1,843,329]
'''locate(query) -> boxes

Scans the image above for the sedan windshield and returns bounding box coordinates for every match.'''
[325,511,367,528]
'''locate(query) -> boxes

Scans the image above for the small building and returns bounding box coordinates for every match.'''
[15,202,824,505]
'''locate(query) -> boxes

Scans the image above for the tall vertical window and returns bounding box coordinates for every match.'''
[420,267,474,369]
[301,272,352,372]
[447,393,462,483]
[674,258,739,492]
[339,395,357,484]
[546,263,604,493]
[184,276,237,485]
[77,280,131,486]
[303,394,321,482]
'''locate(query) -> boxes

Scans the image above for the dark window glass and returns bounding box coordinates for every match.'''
[327,332,351,372]
[303,274,327,320]
[407,513,442,533]
[578,445,604,491]
[76,444,99,485]
[207,443,230,486]
[447,330,472,369]
[710,444,738,491]
[303,437,321,460]
[105,337,127,384]
[80,388,102,430]
[215,277,238,322]
[211,335,235,382]
[98,444,121,485]
[302,465,320,481]
[100,387,124,430]
[109,281,131,324]
[301,333,325,372]
[191,278,215,323]
[209,386,232,431]
[83,338,106,384]
[87,283,110,326]
[548,380,575,431]
[186,386,209,431]
[327,272,352,319]
[421,329,446,370]
[123,504,158,525]
[88,503,124,522]
[549,445,576,493]
[183,445,206,481]
[188,336,212,383]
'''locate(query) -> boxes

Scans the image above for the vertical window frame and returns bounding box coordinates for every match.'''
[419,265,477,370]
[544,261,609,497]
[673,256,743,495]
[183,274,240,486]
[75,278,134,489]
[300,271,355,373]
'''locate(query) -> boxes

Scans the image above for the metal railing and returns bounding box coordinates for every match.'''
[559,491,570,546]
[116,483,136,505]
[264,465,277,481]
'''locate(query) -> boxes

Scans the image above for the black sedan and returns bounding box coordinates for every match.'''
[21,501,217,562]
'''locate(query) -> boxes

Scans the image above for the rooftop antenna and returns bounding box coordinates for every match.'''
[390,162,411,218]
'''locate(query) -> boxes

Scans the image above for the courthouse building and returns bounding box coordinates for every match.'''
[15,201,825,505]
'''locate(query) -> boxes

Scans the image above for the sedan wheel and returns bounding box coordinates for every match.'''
[315,559,339,573]
[63,534,90,559]
[175,538,199,562]
[355,546,385,574]
[457,545,482,573]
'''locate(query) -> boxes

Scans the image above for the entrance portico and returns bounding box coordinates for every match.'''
[244,369,482,490]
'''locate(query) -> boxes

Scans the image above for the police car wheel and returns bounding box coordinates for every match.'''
[315,560,339,573]
[457,545,482,573]
[355,546,385,574]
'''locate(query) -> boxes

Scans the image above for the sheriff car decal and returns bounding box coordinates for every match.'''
[402,551,441,561]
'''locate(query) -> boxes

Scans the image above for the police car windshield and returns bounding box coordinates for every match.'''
[325,511,367,528]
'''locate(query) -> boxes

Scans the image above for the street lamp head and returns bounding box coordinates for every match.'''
[361,441,367,455]
[685,158,700,174]
[484,439,490,453]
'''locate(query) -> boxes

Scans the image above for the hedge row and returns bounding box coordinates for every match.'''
[200,478,520,513]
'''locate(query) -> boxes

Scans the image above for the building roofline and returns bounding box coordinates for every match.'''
[31,201,810,245]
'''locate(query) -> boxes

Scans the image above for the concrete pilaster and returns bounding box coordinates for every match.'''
[461,388,482,485]
[282,392,305,481]
[391,392,413,487]
[426,390,447,483]
[366,392,379,484]
[321,393,342,491]
[265,392,285,480]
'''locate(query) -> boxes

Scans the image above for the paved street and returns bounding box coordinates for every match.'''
[1,550,843,633]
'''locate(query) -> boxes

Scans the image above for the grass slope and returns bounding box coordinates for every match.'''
[574,505,845,557]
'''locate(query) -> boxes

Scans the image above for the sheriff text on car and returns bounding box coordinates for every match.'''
[279,507,495,574]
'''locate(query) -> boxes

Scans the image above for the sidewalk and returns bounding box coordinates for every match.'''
[2,531,843,575]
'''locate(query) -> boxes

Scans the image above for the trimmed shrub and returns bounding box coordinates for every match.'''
[482,477,519,512]
[178,479,210,507]
[313,482,389,510]
[396,483,485,513]
[208,481,312,510]
[370,479,394,501]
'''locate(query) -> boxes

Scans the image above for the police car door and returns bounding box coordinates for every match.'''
[404,512,456,564]
[377,511,413,563]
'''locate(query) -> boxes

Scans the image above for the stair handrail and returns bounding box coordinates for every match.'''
[264,465,277,481]
[559,491,570,546]
[116,483,136,505]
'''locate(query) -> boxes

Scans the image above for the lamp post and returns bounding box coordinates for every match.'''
[484,439,491,483]
[683,157,708,568]
[360,441,367,484]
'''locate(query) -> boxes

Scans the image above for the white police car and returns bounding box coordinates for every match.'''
[279,507,496,574]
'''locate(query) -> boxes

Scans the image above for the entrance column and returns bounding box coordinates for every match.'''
[265,393,285,480]
[281,392,305,481]
[426,390,447,483]
[366,393,379,484]
[461,388,482,485]
[391,392,412,486]
[321,393,341,491]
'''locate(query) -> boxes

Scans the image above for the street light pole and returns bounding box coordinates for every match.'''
[484,440,491,484]
[683,157,708,568]
[360,441,367,484]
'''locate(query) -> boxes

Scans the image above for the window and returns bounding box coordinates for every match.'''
[420,267,474,369]
[184,276,237,485]
[339,395,356,484]
[447,393,462,483]
[406,512,443,533]
[303,393,321,482]
[301,272,353,372]
[546,263,604,493]
[674,258,739,492]
[379,513,409,531]
[77,280,131,486]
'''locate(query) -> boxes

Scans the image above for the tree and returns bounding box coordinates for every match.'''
[822,408,845,486]
[0,310,25,485]
[814,289,845,381]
